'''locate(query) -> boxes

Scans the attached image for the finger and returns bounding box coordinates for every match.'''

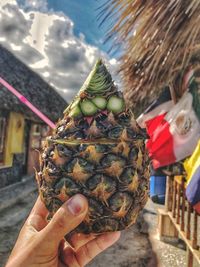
[76,232,120,266]
[62,232,120,266]
[60,247,80,267]
[67,233,96,251]
[9,198,50,255]
[40,194,88,247]
[30,197,49,218]
[25,197,49,231]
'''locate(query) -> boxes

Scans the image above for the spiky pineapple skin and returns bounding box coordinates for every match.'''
[36,59,150,234]
[37,132,149,234]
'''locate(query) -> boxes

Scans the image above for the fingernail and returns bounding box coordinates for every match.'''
[67,194,85,216]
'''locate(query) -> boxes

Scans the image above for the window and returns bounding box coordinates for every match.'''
[0,117,7,164]
[32,124,41,136]
[31,124,50,149]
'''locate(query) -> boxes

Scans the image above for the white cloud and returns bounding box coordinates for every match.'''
[0,0,120,102]
[17,0,48,12]
[0,2,44,64]
[1,0,16,5]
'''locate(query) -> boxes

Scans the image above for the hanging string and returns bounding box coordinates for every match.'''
[0,77,56,129]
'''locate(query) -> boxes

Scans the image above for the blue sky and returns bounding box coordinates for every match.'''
[0,0,118,101]
[48,0,108,51]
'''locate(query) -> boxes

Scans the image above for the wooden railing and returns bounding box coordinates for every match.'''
[158,176,200,267]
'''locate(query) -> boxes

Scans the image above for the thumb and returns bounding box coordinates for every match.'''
[40,194,88,247]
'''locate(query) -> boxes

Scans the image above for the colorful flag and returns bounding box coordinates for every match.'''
[137,87,173,128]
[185,164,200,206]
[146,88,200,169]
[184,140,200,185]
[185,141,200,212]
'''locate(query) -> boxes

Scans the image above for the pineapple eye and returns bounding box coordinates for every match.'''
[56,144,72,157]
[92,218,119,233]
[129,147,139,160]
[86,174,101,190]
[120,168,134,184]
[96,113,107,122]
[108,126,123,139]
[109,192,133,213]
[95,144,108,153]
[126,128,137,138]
[87,174,116,193]
[88,198,104,219]
[47,162,60,175]
[118,113,131,125]
[101,154,122,167]
[54,177,80,196]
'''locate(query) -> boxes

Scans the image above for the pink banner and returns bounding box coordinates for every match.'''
[0,77,56,129]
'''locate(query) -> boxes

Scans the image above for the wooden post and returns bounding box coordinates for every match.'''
[181,178,185,231]
[158,209,178,239]
[192,210,198,249]
[186,202,192,240]
[176,184,181,224]
[186,248,193,267]
[165,176,173,212]
[172,180,177,218]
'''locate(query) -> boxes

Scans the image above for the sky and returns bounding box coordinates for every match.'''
[47,0,108,51]
[0,0,119,102]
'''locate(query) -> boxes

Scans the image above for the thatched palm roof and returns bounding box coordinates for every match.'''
[0,45,67,122]
[101,0,200,108]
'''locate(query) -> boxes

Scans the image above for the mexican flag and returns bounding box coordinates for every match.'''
[146,84,200,169]
[137,87,173,129]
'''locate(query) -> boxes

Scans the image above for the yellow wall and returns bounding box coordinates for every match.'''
[4,112,25,166]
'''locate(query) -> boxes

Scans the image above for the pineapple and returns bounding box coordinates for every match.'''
[36,59,149,234]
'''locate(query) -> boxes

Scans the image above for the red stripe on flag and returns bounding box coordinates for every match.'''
[146,113,176,169]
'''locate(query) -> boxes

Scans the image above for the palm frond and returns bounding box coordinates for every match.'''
[101,0,200,106]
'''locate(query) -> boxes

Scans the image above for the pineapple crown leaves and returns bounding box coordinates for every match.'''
[63,59,115,115]
[82,59,114,95]
[99,0,200,106]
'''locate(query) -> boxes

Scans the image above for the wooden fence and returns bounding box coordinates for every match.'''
[158,176,200,267]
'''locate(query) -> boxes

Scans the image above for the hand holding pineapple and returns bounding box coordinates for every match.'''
[6,194,120,267]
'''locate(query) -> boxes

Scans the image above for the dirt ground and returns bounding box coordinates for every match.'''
[0,192,38,266]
